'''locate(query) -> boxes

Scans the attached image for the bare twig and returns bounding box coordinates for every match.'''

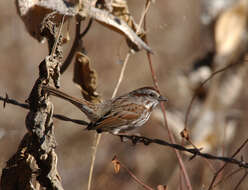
[60,18,81,73]
[143,1,192,189]
[112,156,154,190]
[111,52,131,97]
[87,2,152,189]
[51,15,65,57]
[233,171,248,190]
[87,132,101,190]
[61,17,93,74]
[213,168,243,187]
[117,134,248,169]
[79,18,93,39]
[184,63,237,129]
[207,138,248,190]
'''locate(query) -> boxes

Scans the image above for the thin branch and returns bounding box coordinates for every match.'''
[51,15,65,57]
[60,19,81,73]
[233,171,248,190]
[87,24,131,190]
[137,0,151,33]
[117,134,248,169]
[207,138,248,190]
[61,18,93,74]
[79,18,93,39]
[87,2,152,190]
[184,63,237,129]
[113,156,154,190]
[111,52,131,97]
[143,1,192,189]
[213,168,243,187]
[0,95,89,126]
[87,133,101,190]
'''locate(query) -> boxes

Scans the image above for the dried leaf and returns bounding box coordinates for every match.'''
[180,128,190,141]
[112,156,121,174]
[73,52,101,103]
[17,0,151,52]
[110,0,146,51]
[16,0,76,41]
[157,185,167,190]
[111,0,137,30]
[80,3,152,53]
[126,32,146,52]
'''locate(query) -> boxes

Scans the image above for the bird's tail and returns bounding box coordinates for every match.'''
[42,86,97,121]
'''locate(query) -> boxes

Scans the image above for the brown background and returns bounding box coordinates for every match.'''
[1,0,248,189]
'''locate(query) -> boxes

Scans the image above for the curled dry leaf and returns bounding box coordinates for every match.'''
[73,52,101,104]
[16,0,151,52]
[16,0,76,41]
[82,1,152,53]
[110,0,139,32]
[111,156,121,174]
[110,0,147,51]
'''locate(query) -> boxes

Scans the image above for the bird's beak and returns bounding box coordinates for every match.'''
[158,95,168,102]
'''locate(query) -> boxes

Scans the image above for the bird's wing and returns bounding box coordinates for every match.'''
[88,103,146,132]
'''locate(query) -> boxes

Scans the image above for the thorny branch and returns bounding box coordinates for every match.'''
[0,94,89,126]
[2,94,248,170]
[116,134,248,170]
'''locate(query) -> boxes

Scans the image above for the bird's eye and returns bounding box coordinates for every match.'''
[150,93,156,98]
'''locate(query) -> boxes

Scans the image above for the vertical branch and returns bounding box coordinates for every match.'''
[87,1,153,190]
[111,52,131,97]
[143,1,192,190]
[87,132,101,190]
[1,15,65,190]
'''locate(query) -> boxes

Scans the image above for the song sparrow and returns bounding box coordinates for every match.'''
[43,86,167,134]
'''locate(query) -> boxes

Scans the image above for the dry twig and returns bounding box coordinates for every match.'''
[207,138,248,190]
[233,171,248,190]
[87,1,152,190]
[112,156,154,190]
[143,0,192,189]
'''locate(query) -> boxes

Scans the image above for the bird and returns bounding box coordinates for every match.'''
[42,86,167,134]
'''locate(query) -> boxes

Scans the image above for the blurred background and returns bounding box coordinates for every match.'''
[1,0,248,189]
